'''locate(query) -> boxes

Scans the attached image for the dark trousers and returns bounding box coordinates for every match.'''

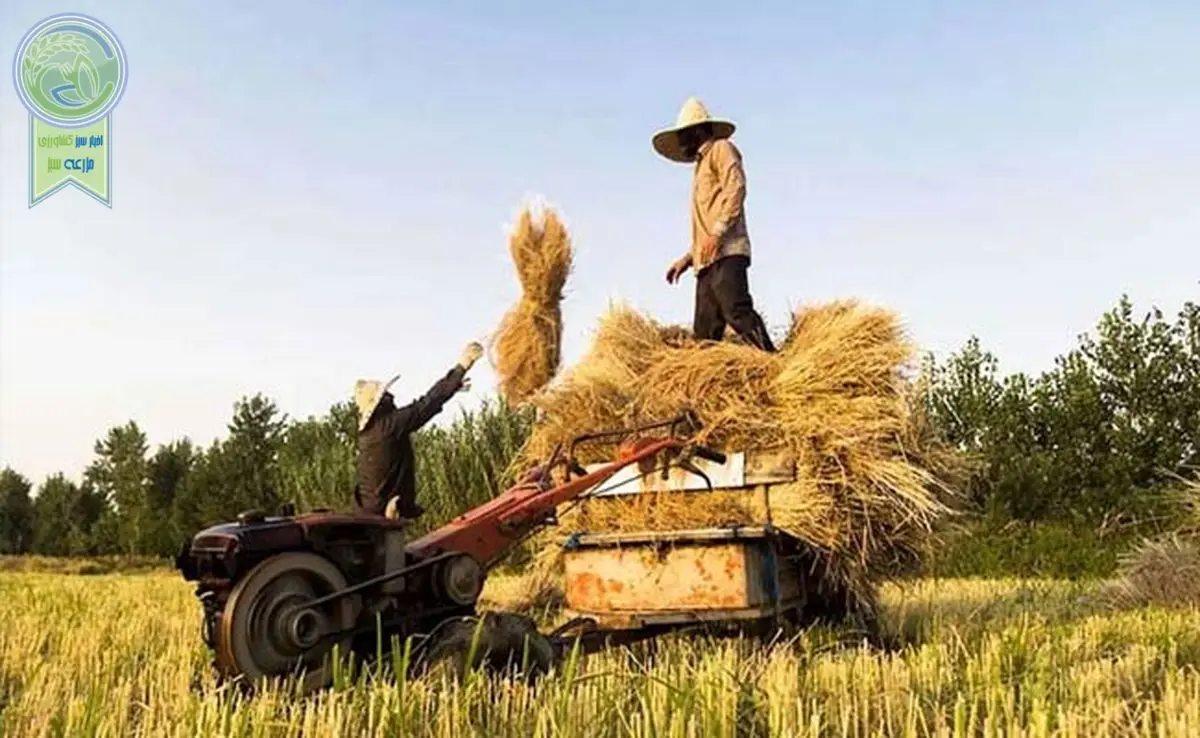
[352,486,384,517]
[354,484,418,518]
[693,255,776,352]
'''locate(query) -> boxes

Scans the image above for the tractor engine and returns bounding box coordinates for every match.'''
[174,505,479,691]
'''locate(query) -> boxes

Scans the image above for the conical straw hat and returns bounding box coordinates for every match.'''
[651,97,736,163]
[354,374,401,431]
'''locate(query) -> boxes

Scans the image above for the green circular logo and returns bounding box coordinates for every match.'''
[13,13,127,129]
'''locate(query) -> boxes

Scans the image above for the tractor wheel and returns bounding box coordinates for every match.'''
[216,552,360,694]
[414,613,556,683]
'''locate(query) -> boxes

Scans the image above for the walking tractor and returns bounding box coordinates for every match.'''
[174,412,825,693]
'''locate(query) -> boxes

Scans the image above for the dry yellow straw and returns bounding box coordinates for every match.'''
[509,299,962,621]
[489,205,573,404]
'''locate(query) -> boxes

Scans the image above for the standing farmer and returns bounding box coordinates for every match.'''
[353,341,484,520]
[655,97,775,352]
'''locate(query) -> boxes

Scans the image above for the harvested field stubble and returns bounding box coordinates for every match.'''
[507,299,963,620]
[5,570,1200,737]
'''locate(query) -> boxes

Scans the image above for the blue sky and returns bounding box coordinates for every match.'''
[1,0,1197,484]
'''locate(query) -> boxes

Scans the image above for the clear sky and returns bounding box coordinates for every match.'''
[1,0,1197,485]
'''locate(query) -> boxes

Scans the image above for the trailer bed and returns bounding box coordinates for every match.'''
[551,447,817,635]
[560,526,806,631]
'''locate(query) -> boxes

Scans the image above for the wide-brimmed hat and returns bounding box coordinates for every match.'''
[354,374,400,431]
[651,97,736,163]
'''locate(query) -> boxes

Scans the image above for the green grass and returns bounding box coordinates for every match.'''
[0,554,167,576]
[2,570,1199,737]
[922,521,1132,580]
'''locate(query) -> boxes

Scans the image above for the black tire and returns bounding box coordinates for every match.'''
[414,613,556,683]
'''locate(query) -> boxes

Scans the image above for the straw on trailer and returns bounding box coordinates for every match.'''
[506,299,961,621]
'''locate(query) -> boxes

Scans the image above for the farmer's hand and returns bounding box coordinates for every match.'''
[698,235,719,264]
[458,341,484,371]
[666,255,692,285]
[457,377,472,393]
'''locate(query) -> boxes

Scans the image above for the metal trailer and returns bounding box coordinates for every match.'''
[546,448,825,653]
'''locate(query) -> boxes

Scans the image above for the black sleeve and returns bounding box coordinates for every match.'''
[385,365,467,435]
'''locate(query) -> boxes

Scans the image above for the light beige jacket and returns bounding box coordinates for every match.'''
[690,137,751,272]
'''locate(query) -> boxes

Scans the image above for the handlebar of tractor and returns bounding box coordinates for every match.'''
[551,410,726,480]
[690,445,727,465]
[553,440,726,482]
[532,417,724,499]
[406,421,730,568]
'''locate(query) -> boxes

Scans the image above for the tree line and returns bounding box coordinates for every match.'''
[0,396,532,559]
[1,294,1196,573]
[921,296,1198,530]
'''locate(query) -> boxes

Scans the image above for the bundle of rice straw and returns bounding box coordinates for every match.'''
[488,204,573,404]
[507,300,962,623]
[1092,479,1200,610]
[1094,534,1200,610]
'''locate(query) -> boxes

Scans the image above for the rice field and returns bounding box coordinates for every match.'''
[2,569,1199,737]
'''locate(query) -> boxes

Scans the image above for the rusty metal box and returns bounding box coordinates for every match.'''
[561,527,803,628]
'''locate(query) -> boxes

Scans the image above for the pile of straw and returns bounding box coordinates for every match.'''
[1092,479,1200,611]
[1094,534,1200,610]
[504,300,961,622]
[488,206,573,404]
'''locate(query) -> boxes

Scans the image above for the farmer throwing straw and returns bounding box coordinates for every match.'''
[656,97,776,353]
[353,341,484,520]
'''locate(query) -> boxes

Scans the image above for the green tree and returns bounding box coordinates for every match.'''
[924,295,1199,529]
[145,439,197,555]
[329,400,357,440]
[170,440,226,537]
[30,474,108,555]
[1078,297,1199,493]
[278,405,355,513]
[0,468,34,554]
[181,393,291,525]
[228,394,287,513]
[920,337,1004,511]
[84,422,150,555]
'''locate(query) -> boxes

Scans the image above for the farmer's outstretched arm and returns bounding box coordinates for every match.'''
[391,365,467,433]
[389,342,483,434]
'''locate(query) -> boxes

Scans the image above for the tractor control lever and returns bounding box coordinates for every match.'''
[678,458,713,491]
[542,441,589,482]
[690,445,727,465]
[673,443,727,492]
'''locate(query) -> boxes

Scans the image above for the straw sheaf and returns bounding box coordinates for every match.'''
[1091,479,1200,611]
[488,206,574,405]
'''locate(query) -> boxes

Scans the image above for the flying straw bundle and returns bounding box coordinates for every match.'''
[489,205,573,405]
[507,299,961,621]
